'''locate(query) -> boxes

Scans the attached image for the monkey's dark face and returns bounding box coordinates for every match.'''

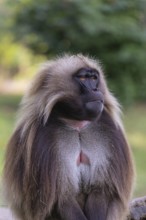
[74,68,104,120]
[52,67,104,121]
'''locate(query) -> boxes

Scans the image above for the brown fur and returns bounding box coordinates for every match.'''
[3,54,134,220]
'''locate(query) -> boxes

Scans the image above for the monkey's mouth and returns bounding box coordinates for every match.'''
[84,100,104,120]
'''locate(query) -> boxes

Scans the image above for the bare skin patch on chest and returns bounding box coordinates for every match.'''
[76,150,90,166]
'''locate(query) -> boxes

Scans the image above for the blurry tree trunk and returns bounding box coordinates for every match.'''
[128,196,146,220]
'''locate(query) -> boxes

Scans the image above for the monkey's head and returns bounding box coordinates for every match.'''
[18,54,121,132]
[52,66,104,121]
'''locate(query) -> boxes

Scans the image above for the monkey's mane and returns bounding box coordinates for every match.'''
[3,54,134,220]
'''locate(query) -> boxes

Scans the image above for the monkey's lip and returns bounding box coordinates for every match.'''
[85,99,104,119]
[85,99,104,104]
[60,118,91,131]
[85,100,103,110]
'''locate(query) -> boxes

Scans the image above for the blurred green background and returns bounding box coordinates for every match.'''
[0,0,146,206]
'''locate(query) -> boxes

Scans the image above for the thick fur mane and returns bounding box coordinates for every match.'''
[3,54,134,220]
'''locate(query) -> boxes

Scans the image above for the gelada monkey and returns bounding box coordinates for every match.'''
[3,55,134,220]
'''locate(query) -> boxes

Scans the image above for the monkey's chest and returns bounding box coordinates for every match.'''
[76,150,91,188]
[62,142,109,189]
[58,127,110,192]
[67,147,109,193]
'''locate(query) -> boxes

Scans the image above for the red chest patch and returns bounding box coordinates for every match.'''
[77,150,90,166]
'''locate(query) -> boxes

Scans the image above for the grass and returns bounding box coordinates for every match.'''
[0,94,146,205]
[124,105,146,197]
[0,94,22,206]
[0,95,22,175]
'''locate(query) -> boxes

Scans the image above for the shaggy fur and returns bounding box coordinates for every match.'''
[3,54,134,220]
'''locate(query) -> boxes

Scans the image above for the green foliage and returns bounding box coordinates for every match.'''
[124,105,146,196]
[0,95,22,206]
[0,35,46,80]
[7,0,146,104]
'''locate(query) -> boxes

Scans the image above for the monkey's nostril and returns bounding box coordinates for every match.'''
[93,88,97,92]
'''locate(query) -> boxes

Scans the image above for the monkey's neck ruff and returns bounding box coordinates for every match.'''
[60,118,91,131]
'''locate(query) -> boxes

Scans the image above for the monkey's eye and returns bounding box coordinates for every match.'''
[79,76,86,81]
[75,68,99,84]
[78,74,97,81]
[90,75,97,81]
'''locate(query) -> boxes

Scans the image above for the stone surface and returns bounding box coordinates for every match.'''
[0,207,15,220]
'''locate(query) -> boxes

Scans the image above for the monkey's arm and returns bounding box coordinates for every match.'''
[85,195,146,220]
[128,196,146,220]
[85,189,128,220]
[84,112,134,220]
[84,190,109,220]
[59,198,88,220]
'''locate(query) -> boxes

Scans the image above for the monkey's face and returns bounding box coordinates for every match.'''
[52,67,104,121]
